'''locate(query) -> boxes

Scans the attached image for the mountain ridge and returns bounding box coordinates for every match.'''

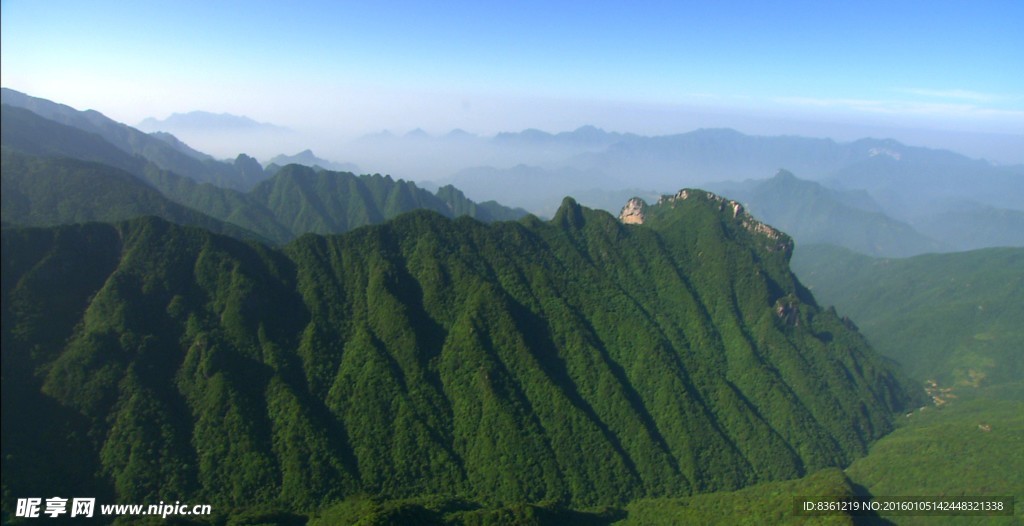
[1,197,917,513]
[1,88,268,191]
[706,170,945,257]
[138,111,287,132]
[1,103,527,244]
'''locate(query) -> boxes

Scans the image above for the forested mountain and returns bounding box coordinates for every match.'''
[430,128,1023,255]
[1,193,916,517]
[8,88,1020,256]
[570,131,1024,209]
[791,244,1024,386]
[0,89,269,190]
[910,202,1024,251]
[708,171,945,257]
[266,150,360,173]
[0,149,265,242]
[1,102,526,244]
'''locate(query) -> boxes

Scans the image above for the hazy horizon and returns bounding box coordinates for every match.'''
[2,1,1022,165]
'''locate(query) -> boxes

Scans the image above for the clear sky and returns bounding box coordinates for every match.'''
[2,0,1022,154]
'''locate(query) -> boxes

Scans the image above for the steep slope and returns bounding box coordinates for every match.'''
[266,149,359,173]
[0,89,268,190]
[1,104,142,173]
[826,142,1024,219]
[2,195,915,514]
[1,102,286,235]
[791,244,1024,386]
[1,104,525,244]
[0,149,265,242]
[433,184,529,222]
[250,166,458,236]
[710,170,944,257]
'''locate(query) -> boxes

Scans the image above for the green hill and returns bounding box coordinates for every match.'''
[1,103,526,244]
[844,386,1024,526]
[0,148,265,242]
[912,202,1024,251]
[791,244,1024,386]
[710,170,944,257]
[1,89,266,190]
[247,165,526,240]
[1,194,916,519]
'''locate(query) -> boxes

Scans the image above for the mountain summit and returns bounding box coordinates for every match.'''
[2,195,916,510]
[138,111,286,132]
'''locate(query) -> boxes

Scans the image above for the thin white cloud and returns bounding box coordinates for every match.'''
[895,88,1006,103]
[771,95,1024,121]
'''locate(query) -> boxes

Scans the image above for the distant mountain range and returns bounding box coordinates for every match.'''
[445,164,633,218]
[423,127,1023,257]
[5,86,1022,258]
[0,149,266,242]
[1,88,269,191]
[706,170,1024,256]
[266,149,360,173]
[3,87,1018,523]
[706,171,944,257]
[1,91,527,244]
[138,111,288,133]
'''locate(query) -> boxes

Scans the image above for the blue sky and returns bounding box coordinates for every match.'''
[2,0,1022,150]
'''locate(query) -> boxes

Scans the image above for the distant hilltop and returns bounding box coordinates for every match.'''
[265,149,359,173]
[138,111,288,133]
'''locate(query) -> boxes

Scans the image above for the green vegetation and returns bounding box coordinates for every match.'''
[3,88,1018,525]
[715,170,943,257]
[0,148,265,241]
[912,204,1024,252]
[1,194,916,522]
[622,468,857,525]
[845,385,1024,525]
[1,104,526,244]
[1,91,264,191]
[791,244,1024,386]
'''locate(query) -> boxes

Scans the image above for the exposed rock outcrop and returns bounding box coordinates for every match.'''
[650,189,794,256]
[619,197,647,224]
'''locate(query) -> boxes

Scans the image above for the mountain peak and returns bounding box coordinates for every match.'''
[266,150,357,173]
[404,128,430,139]
[647,189,793,258]
[773,169,797,180]
[137,111,285,132]
[619,197,647,225]
[554,196,586,228]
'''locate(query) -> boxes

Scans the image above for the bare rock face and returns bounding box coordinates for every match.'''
[619,197,647,224]
[655,189,794,256]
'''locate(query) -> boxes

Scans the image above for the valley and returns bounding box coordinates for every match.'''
[1,89,1021,525]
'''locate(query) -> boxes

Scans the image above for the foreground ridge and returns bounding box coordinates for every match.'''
[1,202,916,512]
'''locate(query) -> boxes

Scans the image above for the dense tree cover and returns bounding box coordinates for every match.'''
[0,148,265,242]
[1,91,265,191]
[713,170,944,257]
[1,193,917,522]
[622,467,858,525]
[791,244,1024,386]
[1,105,526,245]
[244,166,525,242]
[845,385,1024,525]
